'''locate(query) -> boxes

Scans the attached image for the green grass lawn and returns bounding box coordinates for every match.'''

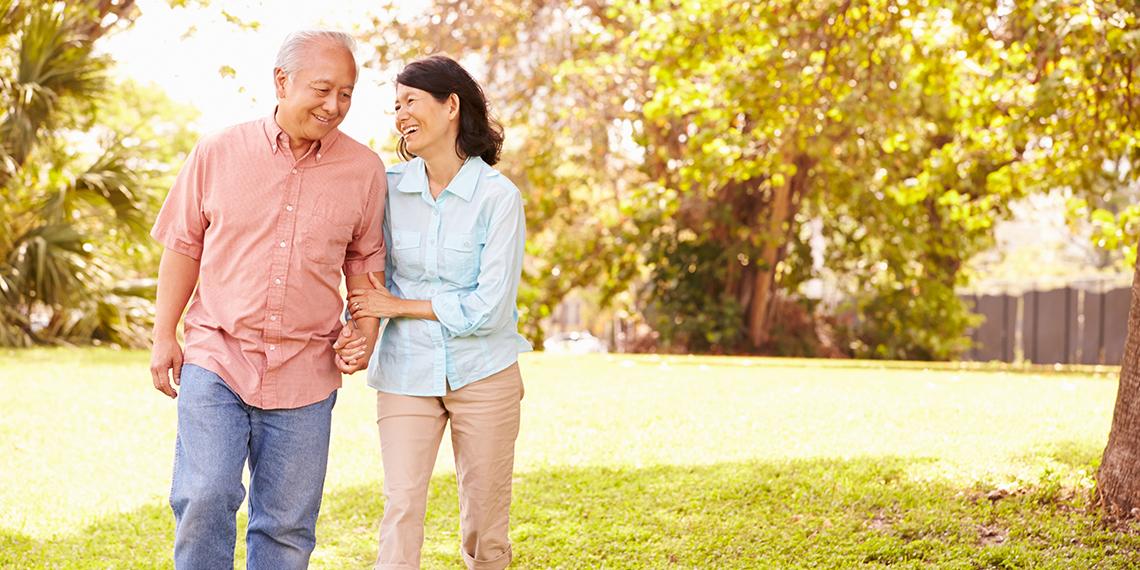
[1,349,1137,568]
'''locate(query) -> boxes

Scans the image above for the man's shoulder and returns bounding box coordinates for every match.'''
[194,118,264,153]
[333,132,384,171]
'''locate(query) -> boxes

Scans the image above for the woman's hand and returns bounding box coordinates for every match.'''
[333,320,369,373]
[348,272,402,319]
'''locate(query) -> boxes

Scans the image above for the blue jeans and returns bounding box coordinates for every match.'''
[170,364,336,569]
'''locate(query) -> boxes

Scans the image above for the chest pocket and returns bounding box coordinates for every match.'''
[303,205,355,267]
[441,231,486,284]
[391,229,423,277]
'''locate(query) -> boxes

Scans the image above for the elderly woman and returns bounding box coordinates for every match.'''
[336,55,529,570]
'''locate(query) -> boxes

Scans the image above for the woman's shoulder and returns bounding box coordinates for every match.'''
[386,158,417,177]
[475,161,521,199]
[385,158,424,193]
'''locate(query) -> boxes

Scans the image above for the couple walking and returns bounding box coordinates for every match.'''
[149,30,528,569]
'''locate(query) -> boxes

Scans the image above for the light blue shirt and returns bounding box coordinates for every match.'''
[367,156,532,396]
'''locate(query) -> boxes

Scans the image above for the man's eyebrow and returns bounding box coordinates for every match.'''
[308,78,354,90]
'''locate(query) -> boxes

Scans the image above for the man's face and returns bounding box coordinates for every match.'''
[274,41,356,144]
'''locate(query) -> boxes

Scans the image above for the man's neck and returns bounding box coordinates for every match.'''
[273,110,316,161]
[286,135,314,161]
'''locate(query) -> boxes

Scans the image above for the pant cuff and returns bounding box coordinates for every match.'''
[461,544,512,570]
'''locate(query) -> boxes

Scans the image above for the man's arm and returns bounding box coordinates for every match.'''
[337,271,384,374]
[149,249,200,398]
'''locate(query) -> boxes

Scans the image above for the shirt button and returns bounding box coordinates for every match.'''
[270,315,278,321]
[279,240,287,248]
[269,345,276,351]
[291,168,298,174]
[316,153,322,159]
[286,205,294,212]
[464,241,471,247]
[274,278,282,285]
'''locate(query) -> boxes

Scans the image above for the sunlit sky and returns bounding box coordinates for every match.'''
[102,0,426,152]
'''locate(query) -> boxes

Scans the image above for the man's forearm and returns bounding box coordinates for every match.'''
[346,271,384,345]
[153,249,200,341]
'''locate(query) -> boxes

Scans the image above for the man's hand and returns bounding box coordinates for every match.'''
[333,320,369,374]
[151,249,199,399]
[150,336,184,398]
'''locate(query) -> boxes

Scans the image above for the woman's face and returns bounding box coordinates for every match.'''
[395,83,459,159]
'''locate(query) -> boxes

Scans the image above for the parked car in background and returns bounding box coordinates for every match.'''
[542,331,609,354]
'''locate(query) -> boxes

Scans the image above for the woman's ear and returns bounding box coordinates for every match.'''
[448,93,460,120]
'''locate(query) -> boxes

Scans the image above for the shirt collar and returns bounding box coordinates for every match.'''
[261,110,341,163]
[396,156,484,201]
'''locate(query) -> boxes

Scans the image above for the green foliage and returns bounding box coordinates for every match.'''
[362,0,1138,358]
[0,1,197,347]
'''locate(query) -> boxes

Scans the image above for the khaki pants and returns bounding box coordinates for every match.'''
[375,363,523,570]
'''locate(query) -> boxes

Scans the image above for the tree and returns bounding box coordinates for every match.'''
[0,1,197,347]
[361,0,1050,357]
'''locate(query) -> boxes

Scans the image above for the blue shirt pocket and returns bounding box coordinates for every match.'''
[391,229,422,278]
[442,231,485,284]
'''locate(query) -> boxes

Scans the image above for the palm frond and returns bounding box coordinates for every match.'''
[34,143,151,238]
[6,223,90,307]
[1,3,109,169]
[0,0,20,37]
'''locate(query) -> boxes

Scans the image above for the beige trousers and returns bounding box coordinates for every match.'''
[375,363,523,570]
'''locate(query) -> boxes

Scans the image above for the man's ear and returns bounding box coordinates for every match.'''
[274,67,289,99]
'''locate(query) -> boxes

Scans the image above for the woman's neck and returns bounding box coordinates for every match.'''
[422,151,466,199]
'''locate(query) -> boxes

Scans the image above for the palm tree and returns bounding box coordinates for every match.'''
[0,0,186,347]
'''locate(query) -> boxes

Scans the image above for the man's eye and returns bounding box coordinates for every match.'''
[315,88,330,95]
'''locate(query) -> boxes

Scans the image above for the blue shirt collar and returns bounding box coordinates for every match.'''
[396,156,484,202]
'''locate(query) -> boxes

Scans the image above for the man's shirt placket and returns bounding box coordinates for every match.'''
[263,157,306,402]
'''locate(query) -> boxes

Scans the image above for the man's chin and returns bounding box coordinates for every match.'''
[307,121,339,138]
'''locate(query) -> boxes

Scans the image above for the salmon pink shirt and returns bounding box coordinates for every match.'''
[151,114,387,409]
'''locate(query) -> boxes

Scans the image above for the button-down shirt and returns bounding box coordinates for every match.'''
[368,156,531,396]
[151,114,387,409]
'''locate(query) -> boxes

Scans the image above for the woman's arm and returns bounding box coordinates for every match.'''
[347,185,525,337]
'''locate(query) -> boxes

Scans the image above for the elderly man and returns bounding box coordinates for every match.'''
[148,30,384,568]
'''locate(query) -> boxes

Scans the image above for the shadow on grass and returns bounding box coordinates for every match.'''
[5,457,1140,569]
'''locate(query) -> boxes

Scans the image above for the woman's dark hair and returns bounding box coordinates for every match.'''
[396,55,504,165]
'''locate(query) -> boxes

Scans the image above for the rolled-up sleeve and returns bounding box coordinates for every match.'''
[344,162,388,276]
[431,188,525,337]
[150,143,209,260]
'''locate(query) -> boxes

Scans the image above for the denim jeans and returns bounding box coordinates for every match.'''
[170,364,336,569]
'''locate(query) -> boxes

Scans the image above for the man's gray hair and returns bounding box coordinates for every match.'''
[275,30,357,77]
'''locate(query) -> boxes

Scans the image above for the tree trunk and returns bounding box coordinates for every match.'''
[747,149,812,349]
[1097,259,1140,519]
[747,172,793,348]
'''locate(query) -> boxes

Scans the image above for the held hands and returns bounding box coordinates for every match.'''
[333,320,370,374]
[347,272,400,320]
